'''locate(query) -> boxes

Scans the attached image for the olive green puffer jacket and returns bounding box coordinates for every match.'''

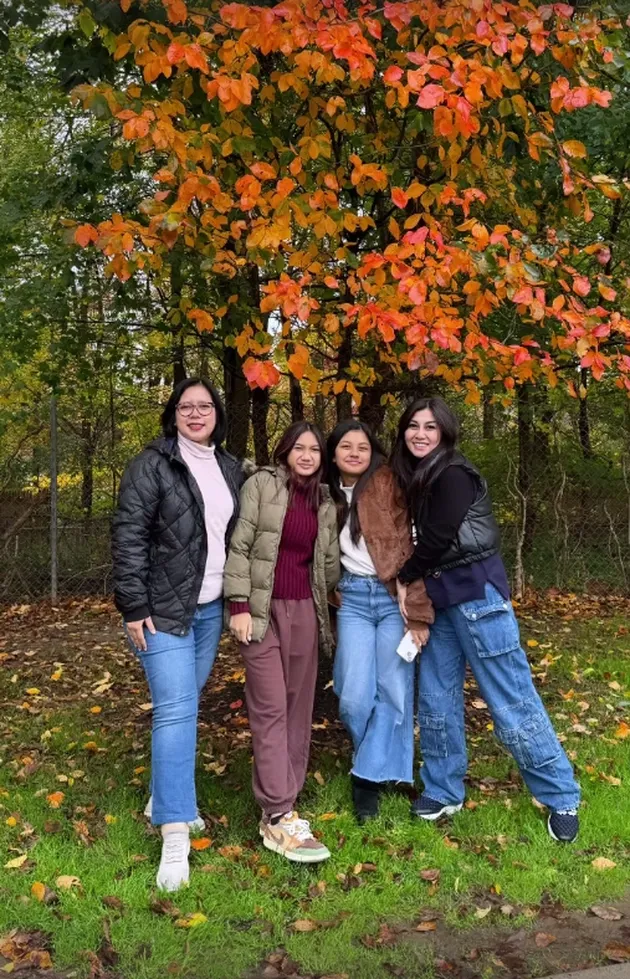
[223,467,340,652]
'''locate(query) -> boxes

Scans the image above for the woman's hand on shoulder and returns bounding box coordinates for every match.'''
[230,612,253,644]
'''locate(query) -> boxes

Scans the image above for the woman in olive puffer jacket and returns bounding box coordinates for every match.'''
[224,421,340,865]
[112,377,244,892]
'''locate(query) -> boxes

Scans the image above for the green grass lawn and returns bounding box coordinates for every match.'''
[0,596,629,978]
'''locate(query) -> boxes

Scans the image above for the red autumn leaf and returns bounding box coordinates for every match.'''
[416,84,445,109]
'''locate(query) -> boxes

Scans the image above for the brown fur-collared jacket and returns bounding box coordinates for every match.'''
[355,465,434,630]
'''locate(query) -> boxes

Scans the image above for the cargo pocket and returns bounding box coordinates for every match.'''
[419,711,448,758]
[460,597,520,658]
[495,711,561,770]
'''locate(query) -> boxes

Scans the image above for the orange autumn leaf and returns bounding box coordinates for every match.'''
[615,722,630,739]
[46,791,65,809]
[190,837,213,850]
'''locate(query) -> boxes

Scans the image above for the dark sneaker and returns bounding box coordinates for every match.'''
[351,776,380,824]
[411,794,463,821]
[547,809,578,843]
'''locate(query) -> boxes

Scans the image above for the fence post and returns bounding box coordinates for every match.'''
[50,393,58,603]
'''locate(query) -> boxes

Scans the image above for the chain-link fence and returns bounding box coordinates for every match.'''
[1,382,629,602]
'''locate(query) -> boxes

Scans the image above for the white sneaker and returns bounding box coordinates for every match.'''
[156,826,190,892]
[144,796,206,833]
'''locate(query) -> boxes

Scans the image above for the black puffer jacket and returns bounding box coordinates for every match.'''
[112,437,244,636]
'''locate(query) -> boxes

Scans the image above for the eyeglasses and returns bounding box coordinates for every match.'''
[176,402,215,417]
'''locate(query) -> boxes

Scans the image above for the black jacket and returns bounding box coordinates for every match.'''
[112,437,245,636]
[398,454,500,583]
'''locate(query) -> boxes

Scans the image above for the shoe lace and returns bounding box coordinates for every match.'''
[162,833,188,864]
[554,809,578,817]
[280,814,313,843]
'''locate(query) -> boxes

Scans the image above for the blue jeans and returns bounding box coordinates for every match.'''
[333,573,414,783]
[133,599,224,825]
[418,583,580,812]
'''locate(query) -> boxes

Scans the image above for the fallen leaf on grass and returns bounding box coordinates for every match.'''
[308,881,327,899]
[4,854,28,869]
[292,919,318,932]
[604,943,630,963]
[56,875,81,890]
[592,857,617,871]
[319,812,337,821]
[313,771,325,786]
[475,906,492,919]
[420,868,440,882]
[102,896,124,911]
[361,924,399,948]
[0,931,53,971]
[31,882,58,905]
[217,845,242,861]
[535,933,557,948]
[174,913,207,929]
[190,837,212,851]
[416,921,437,932]
[46,792,64,809]
[614,722,630,739]
[149,898,180,918]
[590,905,623,921]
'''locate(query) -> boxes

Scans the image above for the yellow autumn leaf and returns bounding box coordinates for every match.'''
[174,912,207,928]
[592,857,616,871]
[89,706,102,714]
[26,688,40,696]
[31,881,46,901]
[5,854,28,869]
[562,139,587,158]
[104,814,117,825]
[527,639,539,648]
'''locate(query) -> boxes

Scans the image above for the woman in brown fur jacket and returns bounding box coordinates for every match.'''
[327,420,434,822]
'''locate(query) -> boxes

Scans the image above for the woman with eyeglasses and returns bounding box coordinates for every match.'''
[112,377,245,891]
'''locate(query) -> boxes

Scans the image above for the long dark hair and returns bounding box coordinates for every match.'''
[161,377,227,447]
[327,420,386,544]
[390,397,460,514]
[273,420,326,511]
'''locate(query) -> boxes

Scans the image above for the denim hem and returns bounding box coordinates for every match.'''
[352,766,413,784]
[151,810,197,826]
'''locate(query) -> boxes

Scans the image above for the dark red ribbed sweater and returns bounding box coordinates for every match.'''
[230,484,318,614]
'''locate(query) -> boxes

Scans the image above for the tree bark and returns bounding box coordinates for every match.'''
[251,388,270,465]
[336,328,353,422]
[482,389,495,439]
[170,251,186,387]
[81,419,94,516]
[578,368,593,460]
[223,346,250,458]
[517,383,536,559]
[290,374,304,422]
[358,385,386,434]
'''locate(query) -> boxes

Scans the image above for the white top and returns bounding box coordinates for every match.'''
[177,434,234,603]
[339,484,377,577]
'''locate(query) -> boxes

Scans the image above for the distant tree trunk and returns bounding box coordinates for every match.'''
[578,368,593,460]
[223,346,250,458]
[314,392,325,430]
[290,374,304,422]
[81,419,94,516]
[482,389,495,439]
[517,384,536,558]
[359,385,387,434]
[252,388,270,465]
[170,252,186,387]
[336,329,353,422]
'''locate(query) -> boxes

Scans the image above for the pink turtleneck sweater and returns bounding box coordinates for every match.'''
[178,434,234,603]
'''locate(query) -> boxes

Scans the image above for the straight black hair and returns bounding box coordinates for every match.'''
[327,420,386,544]
[390,396,460,514]
[273,420,326,511]
[161,377,227,448]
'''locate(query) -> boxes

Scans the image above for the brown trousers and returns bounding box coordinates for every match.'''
[240,598,319,816]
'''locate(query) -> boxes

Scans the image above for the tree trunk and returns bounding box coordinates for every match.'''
[81,419,94,516]
[223,346,250,458]
[517,384,536,560]
[252,388,270,465]
[336,328,353,422]
[170,252,186,387]
[290,374,304,422]
[358,385,386,434]
[578,368,593,460]
[482,389,495,439]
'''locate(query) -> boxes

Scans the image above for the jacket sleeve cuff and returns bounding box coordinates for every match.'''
[122,605,151,623]
[230,601,251,615]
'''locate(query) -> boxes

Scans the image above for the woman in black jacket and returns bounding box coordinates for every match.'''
[112,377,244,891]
[392,397,580,843]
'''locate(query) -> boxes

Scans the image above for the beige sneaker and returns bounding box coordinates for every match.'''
[261,811,330,864]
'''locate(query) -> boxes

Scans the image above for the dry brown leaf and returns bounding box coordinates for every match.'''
[55,875,81,890]
[475,906,491,919]
[313,771,325,786]
[592,857,617,871]
[535,933,557,948]
[292,919,318,932]
[604,943,630,963]
[590,905,623,921]
[416,921,437,932]
[420,868,440,882]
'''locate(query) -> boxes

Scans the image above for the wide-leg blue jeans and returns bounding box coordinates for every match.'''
[133,599,224,825]
[418,583,580,812]
[334,573,414,784]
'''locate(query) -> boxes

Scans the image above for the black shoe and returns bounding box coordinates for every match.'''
[351,776,380,824]
[410,794,463,821]
[547,810,578,843]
